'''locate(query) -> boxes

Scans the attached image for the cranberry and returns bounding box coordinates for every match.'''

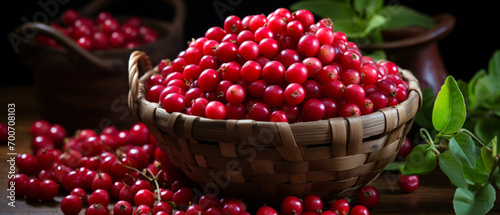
[303,57,322,78]
[162,93,186,113]
[85,203,109,215]
[31,135,55,153]
[186,205,205,215]
[235,61,260,83]
[61,194,83,215]
[70,187,88,203]
[281,196,303,215]
[285,62,308,84]
[275,49,300,69]
[114,200,133,215]
[91,171,112,192]
[297,34,320,57]
[154,201,174,214]
[226,84,246,105]
[284,83,306,106]
[303,194,323,214]
[205,101,226,120]
[263,85,285,108]
[350,205,369,215]
[88,189,110,207]
[222,199,247,215]
[256,206,278,215]
[217,42,238,63]
[16,153,38,176]
[25,178,41,200]
[330,199,350,215]
[247,102,271,121]
[239,40,260,61]
[358,186,379,209]
[339,103,361,117]
[259,38,279,58]
[134,189,155,208]
[398,138,413,160]
[398,174,419,192]
[173,187,194,209]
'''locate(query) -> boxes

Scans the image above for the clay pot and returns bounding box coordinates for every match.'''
[15,0,186,133]
[361,13,456,95]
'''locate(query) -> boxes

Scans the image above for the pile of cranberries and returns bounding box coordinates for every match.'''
[9,119,419,214]
[146,8,409,122]
[37,9,158,50]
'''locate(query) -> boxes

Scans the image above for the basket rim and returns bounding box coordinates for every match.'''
[128,50,423,146]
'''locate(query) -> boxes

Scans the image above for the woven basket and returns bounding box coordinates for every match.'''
[128,51,422,205]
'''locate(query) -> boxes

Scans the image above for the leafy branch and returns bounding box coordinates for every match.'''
[399,50,500,215]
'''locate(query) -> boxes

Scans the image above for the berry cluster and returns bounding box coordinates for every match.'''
[146,8,409,122]
[10,119,419,214]
[37,9,158,50]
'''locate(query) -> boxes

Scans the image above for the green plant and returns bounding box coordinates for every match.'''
[289,0,435,59]
[389,50,500,215]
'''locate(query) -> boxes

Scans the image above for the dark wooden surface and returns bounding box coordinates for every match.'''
[0,86,499,214]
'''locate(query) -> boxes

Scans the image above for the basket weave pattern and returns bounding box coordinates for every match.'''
[128,51,422,204]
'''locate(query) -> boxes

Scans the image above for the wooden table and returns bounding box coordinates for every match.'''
[0,86,499,214]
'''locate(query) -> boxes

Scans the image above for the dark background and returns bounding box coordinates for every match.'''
[1,0,497,86]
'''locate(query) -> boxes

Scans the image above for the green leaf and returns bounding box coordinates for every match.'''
[363,14,387,36]
[384,161,404,171]
[400,144,437,176]
[331,18,365,38]
[481,147,494,172]
[378,5,435,30]
[493,167,500,190]
[353,0,383,17]
[449,132,479,168]
[462,156,489,186]
[432,76,467,134]
[467,69,487,110]
[488,50,500,89]
[491,136,498,158]
[474,118,500,144]
[414,88,435,131]
[438,151,467,189]
[474,75,500,110]
[289,0,355,20]
[453,184,495,215]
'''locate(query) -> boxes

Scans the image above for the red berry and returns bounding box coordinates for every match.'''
[339,103,361,117]
[330,199,350,215]
[39,179,58,201]
[379,60,399,74]
[269,110,288,122]
[198,69,220,91]
[134,189,155,208]
[275,49,300,69]
[318,65,340,84]
[303,194,323,214]
[284,83,306,106]
[217,42,238,63]
[281,196,303,215]
[367,92,388,110]
[303,57,322,78]
[222,199,247,215]
[113,200,133,215]
[285,20,304,38]
[226,84,246,105]
[91,171,112,192]
[293,9,315,30]
[88,189,110,207]
[344,84,366,104]
[241,60,262,82]
[205,101,226,120]
[86,203,109,215]
[267,15,286,35]
[340,69,361,85]
[322,98,339,119]
[263,85,285,108]
[398,174,419,192]
[262,61,286,84]
[249,14,267,32]
[358,186,379,209]
[61,194,83,215]
[256,206,278,215]
[238,40,259,61]
[297,34,320,57]
[301,99,325,121]
[205,27,226,42]
[224,15,242,34]
[375,79,397,98]
[153,201,173,215]
[398,138,413,160]
[173,187,194,209]
[162,93,186,113]
[259,38,279,59]
[247,102,271,121]
[25,178,41,200]
[359,65,378,86]
[302,80,323,101]
[285,63,308,84]
[350,205,369,215]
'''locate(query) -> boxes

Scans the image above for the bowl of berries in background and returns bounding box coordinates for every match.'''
[14,0,185,134]
[128,7,423,206]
